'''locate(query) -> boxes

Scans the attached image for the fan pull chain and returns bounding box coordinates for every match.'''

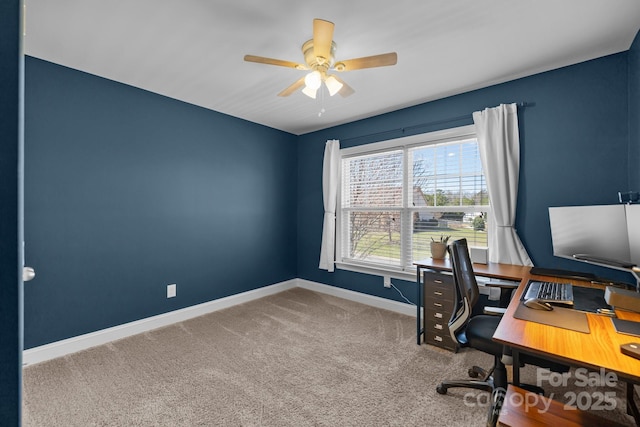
[318,84,326,117]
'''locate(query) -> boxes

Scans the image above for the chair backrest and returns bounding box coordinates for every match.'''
[447,238,480,343]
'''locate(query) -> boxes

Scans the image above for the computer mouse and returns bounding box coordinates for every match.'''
[523,298,553,311]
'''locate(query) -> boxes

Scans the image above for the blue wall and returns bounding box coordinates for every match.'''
[0,1,23,424]
[297,52,633,302]
[24,57,298,348]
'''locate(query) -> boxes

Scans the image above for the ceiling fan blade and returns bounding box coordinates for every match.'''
[330,75,355,97]
[313,19,334,63]
[244,55,306,70]
[334,52,397,71]
[277,76,306,97]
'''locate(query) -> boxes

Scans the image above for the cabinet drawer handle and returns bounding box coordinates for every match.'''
[433,302,442,307]
[434,335,443,342]
[433,291,443,296]
[434,279,443,284]
[434,312,443,319]
[435,324,443,330]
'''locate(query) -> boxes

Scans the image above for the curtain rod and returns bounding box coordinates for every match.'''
[340,102,534,144]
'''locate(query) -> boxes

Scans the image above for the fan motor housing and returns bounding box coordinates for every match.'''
[302,39,337,71]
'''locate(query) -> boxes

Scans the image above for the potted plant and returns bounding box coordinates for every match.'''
[430,235,450,259]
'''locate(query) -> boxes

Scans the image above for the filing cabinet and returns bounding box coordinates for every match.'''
[423,270,458,352]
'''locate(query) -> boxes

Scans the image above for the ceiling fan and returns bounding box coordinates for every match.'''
[244,18,397,99]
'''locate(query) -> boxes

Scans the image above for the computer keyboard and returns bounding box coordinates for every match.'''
[523,280,574,305]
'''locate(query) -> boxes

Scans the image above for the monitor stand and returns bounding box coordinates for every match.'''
[569,256,640,292]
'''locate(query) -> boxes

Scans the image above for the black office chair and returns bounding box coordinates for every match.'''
[435,238,510,397]
[435,239,568,425]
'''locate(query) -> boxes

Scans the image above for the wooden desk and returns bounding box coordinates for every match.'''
[498,385,628,427]
[416,259,640,383]
[493,271,640,384]
[493,270,640,424]
[416,258,640,423]
[414,258,530,345]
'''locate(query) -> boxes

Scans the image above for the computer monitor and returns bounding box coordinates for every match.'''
[627,205,640,266]
[548,204,638,269]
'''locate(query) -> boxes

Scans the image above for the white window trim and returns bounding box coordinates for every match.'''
[340,125,476,157]
[336,124,487,278]
[334,261,417,282]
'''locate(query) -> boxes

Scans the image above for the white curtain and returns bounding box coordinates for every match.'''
[473,104,532,266]
[319,139,340,271]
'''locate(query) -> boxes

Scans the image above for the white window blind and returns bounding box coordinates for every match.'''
[337,125,489,273]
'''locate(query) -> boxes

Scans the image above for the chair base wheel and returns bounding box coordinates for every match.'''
[436,384,448,395]
[469,365,487,378]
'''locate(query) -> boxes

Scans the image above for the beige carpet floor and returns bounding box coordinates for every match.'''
[22,287,636,426]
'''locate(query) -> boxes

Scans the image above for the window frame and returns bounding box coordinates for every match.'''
[335,124,489,281]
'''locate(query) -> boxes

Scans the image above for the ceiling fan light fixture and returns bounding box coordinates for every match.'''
[325,75,343,96]
[304,70,322,90]
[244,19,397,99]
[302,85,318,99]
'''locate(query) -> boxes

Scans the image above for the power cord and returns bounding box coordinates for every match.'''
[390,282,415,306]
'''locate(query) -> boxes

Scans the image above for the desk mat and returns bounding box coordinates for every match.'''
[571,286,611,313]
[612,318,640,338]
[513,303,590,334]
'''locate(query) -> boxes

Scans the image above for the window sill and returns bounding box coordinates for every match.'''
[334,262,417,283]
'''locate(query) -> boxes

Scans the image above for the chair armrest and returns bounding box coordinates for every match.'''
[483,306,506,316]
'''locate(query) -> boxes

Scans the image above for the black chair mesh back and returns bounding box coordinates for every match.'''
[449,238,479,309]
[447,238,481,342]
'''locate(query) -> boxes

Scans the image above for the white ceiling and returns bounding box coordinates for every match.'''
[25,0,640,135]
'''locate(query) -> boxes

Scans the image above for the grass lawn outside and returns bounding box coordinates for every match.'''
[351,227,487,264]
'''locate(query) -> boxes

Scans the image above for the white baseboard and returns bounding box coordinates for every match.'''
[23,279,298,366]
[295,279,416,317]
[23,278,415,366]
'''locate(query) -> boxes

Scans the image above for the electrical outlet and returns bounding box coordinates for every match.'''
[167,284,177,298]
[383,276,391,288]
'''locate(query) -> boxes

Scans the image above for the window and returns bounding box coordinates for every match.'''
[336,125,489,274]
